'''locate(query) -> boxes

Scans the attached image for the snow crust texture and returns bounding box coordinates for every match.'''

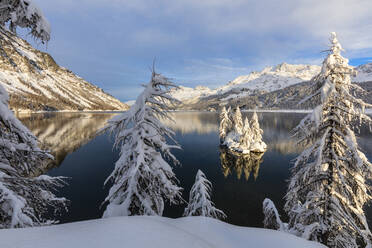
[0,216,326,248]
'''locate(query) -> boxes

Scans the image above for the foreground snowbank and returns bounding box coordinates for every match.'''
[0,216,325,248]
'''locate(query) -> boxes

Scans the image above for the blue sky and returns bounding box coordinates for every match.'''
[24,0,372,101]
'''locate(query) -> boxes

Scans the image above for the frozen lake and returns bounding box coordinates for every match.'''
[19,111,372,228]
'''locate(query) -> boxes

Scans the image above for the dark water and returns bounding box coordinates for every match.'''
[18,111,372,228]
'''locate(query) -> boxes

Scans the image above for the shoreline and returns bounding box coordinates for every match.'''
[13,108,372,115]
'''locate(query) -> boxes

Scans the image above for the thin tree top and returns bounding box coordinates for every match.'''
[0,0,51,43]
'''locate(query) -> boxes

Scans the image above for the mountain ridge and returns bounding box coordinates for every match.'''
[0,28,128,112]
[171,62,372,111]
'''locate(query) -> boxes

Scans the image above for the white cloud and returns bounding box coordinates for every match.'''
[30,0,372,93]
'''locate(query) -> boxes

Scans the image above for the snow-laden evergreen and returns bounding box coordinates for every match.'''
[183,170,226,219]
[263,33,372,248]
[220,107,266,153]
[240,117,252,149]
[219,106,232,142]
[249,111,267,152]
[103,69,183,217]
[263,198,286,232]
[0,1,66,228]
[0,0,50,42]
[233,106,244,135]
[0,85,67,228]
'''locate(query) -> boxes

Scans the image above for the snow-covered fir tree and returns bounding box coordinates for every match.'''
[233,106,244,135]
[219,106,232,142]
[250,111,266,152]
[0,81,67,228]
[103,69,183,217]
[0,0,66,228]
[0,0,50,43]
[264,33,372,248]
[240,117,251,149]
[183,170,226,219]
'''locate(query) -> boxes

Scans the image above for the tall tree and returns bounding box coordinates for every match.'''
[219,106,232,143]
[240,117,252,149]
[233,106,244,135]
[283,33,372,247]
[250,111,266,152]
[183,170,226,219]
[103,69,183,217]
[0,0,66,228]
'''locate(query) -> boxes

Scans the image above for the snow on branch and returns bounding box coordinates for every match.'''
[0,0,50,43]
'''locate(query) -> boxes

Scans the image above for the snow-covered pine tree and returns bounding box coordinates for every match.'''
[250,111,266,152]
[240,117,251,150]
[103,69,183,217]
[183,170,226,219]
[0,0,50,43]
[233,106,244,135]
[284,32,372,247]
[0,0,66,228]
[250,111,263,143]
[219,106,232,143]
[0,82,67,228]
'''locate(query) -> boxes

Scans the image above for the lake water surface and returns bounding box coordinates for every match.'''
[19,111,372,228]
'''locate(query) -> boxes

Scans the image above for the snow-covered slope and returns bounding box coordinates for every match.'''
[217,63,320,95]
[354,63,372,82]
[171,63,321,103]
[170,85,213,101]
[171,62,372,105]
[0,216,325,248]
[0,28,128,112]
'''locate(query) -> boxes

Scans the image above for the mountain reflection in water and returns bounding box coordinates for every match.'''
[18,112,116,173]
[14,111,372,228]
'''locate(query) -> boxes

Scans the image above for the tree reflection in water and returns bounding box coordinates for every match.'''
[220,148,264,181]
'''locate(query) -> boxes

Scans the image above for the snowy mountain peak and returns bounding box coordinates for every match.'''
[171,62,372,105]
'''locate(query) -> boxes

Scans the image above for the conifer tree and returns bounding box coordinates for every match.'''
[263,33,372,248]
[183,170,226,219]
[250,111,266,152]
[284,32,372,248]
[0,0,66,228]
[233,106,244,135]
[103,69,182,217]
[240,117,252,149]
[219,106,232,143]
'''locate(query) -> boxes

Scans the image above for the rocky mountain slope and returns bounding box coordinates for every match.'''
[0,28,128,112]
[172,63,372,111]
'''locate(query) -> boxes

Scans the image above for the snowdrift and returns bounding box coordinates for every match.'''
[0,216,326,248]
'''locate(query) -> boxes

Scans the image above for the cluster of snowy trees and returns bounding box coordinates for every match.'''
[102,69,225,220]
[0,0,67,228]
[263,33,372,248]
[219,106,266,153]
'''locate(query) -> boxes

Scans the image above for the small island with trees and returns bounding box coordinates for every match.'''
[219,106,267,153]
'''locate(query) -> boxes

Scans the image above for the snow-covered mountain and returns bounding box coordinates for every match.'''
[353,63,372,82]
[171,62,372,110]
[0,28,128,112]
[170,63,321,103]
